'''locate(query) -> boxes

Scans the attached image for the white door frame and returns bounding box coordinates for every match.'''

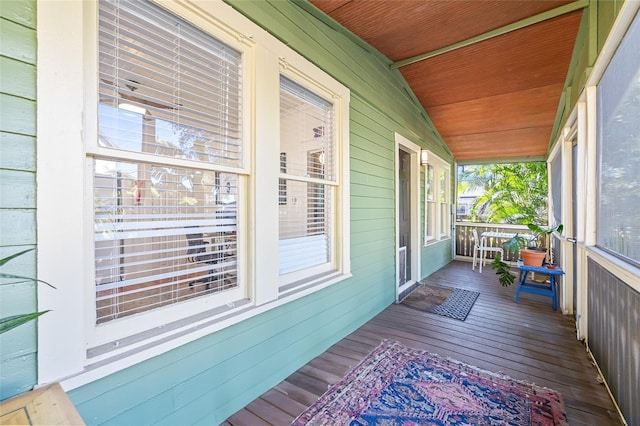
[395,133,421,300]
[549,117,576,316]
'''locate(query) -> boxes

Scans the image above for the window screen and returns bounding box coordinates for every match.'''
[550,150,562,226]
[596,11,640,265]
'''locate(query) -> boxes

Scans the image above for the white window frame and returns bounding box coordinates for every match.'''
[423,151,450,244]
[87,0,252,347]
[438,167,450,239]
[37,0,350,389]
[277,70,347,291]
[425,164,436,241]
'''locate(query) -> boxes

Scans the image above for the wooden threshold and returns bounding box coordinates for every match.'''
[225,261,622,425]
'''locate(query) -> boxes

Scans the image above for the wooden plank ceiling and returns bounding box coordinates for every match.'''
[309,0,584,162]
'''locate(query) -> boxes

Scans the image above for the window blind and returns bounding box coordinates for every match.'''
[279,76,335,275]
[99,0,243,167]
[94,158,238,324]
[95,0,241,323]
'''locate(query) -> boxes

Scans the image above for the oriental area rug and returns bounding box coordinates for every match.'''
[401,283,480,321]
[291,340,568,426]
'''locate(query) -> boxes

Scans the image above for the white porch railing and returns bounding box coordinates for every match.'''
[454,222,548,263]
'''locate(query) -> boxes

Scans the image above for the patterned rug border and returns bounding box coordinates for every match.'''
[292,339,568,425]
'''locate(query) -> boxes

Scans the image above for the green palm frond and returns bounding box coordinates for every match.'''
[0,272,56,288]
[1,249,54,334]
[0,311,50,334]
[0,248,33,267]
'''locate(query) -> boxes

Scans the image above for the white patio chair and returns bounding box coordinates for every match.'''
[472,229,504,273]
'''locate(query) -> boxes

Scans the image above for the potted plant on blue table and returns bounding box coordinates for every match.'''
[489,223,563,286]
[524,222,564,266]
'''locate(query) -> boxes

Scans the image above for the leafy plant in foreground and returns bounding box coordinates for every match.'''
[0,249,55,334]
[491,253,516,287]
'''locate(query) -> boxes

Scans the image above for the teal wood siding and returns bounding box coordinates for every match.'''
[63,1,452,423]
[0,0,38,401]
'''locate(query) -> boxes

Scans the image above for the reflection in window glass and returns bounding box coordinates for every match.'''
[98,0,243,168]
[279,76,334,276]
[439,169,447,203]
[95,0,245,324]
[597,12,640,265]
[426,165,434,201]
[98,105,143,152]
[439,169,449,237]
[424,154,450,243]
[94,159,238,323]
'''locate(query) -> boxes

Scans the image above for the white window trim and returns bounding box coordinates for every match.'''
[423,150,451,245]
[84,0,254,348]
[438,168,451,239]
[276,66,350,290]
[37,0,350,390]
[425,164,436,242]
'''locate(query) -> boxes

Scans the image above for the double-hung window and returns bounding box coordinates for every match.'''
[424,151,450,244]
[92,0,246,335]
[425,165,436,241]
[278,76,337,287]
[438,168,450,238]
[38,0,349,383]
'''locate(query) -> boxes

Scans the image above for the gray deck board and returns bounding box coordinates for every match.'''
[226,261,622,425]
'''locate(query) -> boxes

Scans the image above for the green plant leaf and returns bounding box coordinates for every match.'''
[0,249,56,288]
[490,253,516,287]
[527,223,545,234]
[0,272,56,288]
[0,311,50,334]
[0,248,34,267]
[527,222,564,235]
[503,234,526,252]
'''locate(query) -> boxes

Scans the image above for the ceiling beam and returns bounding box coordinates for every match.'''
[391,0,589,70]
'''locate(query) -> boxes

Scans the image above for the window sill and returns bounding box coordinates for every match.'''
[59,271,352,391]
[587,247,640,292]
[424,237,451,247]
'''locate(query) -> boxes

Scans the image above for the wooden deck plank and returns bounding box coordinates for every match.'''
[259,389,308,418]
[244,398,293,425]
[226,261,622,425]
[225,408,271,426]
[370,308,590,368]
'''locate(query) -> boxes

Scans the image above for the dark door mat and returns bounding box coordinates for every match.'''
[401,284,480,321]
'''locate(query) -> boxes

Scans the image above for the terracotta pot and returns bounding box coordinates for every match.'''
[521,248,546,266]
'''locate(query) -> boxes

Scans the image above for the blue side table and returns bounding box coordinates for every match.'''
[515,260,564,310]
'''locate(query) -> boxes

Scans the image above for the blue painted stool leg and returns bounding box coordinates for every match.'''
[515,270,526,303]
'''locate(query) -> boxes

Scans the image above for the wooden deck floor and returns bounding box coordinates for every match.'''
[225,261,622,425]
